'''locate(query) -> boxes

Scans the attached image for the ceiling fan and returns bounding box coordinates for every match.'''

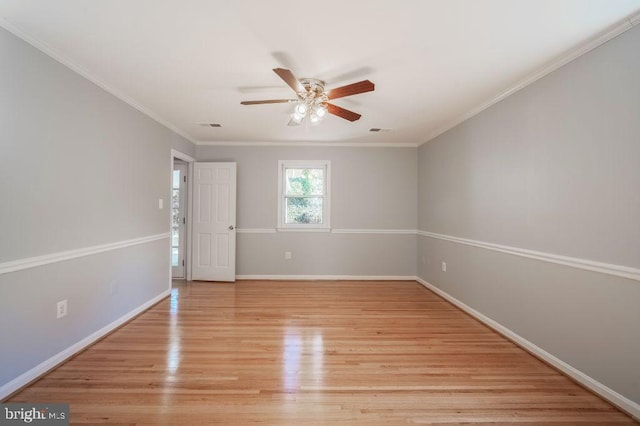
[241,68,374,126]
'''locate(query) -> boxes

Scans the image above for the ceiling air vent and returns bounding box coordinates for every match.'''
[199,123,222,128]
[369,128,391,132]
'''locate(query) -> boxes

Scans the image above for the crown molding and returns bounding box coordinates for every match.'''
[0,17,197,145]
[4,9,638,151]
[419,11,640,146]
[195,141,418,148]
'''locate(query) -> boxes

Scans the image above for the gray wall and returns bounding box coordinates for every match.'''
[0,27,194,389]
[417,25,640,404]
[196,145,417,276]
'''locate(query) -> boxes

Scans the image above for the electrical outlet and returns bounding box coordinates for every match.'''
[421,256,426,265]
[284,251,292,260]
[109,280,118,295]
[441,262,447,272]
[158,198,164,209]
[57,300,67,319]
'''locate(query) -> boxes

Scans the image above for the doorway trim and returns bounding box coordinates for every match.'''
[170,149,195,284]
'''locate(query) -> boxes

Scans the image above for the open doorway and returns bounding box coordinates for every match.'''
[172,160,187,278]
[170,149,194,282]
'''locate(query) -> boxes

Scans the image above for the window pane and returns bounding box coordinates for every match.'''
[172,228,179,246]
[172,209,180,227]
[172,189,180,209]
[285,168,323,196]
[171,248,179,266]
[172,170,181,189]
[285,197,323,224]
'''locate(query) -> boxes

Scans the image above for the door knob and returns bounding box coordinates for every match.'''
[228,225,235,230]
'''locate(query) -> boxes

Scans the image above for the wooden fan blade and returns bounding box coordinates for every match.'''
[327,103,362,122]
[240,99,296,105]
[273,68,306,94]
[327,80,374,100]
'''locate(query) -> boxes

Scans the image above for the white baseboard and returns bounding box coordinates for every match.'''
[0,289,171,400]
[415,277,640,420]
[236,275,416,281]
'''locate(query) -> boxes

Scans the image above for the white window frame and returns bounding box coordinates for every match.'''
[277,160,331,231]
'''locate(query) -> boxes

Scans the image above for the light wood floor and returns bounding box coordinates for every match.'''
[8,280,635,424]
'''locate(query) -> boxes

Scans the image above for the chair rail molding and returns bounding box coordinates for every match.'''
[0,233,170,275]
[417,230,640,282]
[236,228,417,235]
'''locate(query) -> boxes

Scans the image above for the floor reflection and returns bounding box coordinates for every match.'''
[162,288,182,409]
[282,328,301,392]
[312,332,324,386]
[169,287,179,315]
[282,328,324,392]
[167,289,181,373]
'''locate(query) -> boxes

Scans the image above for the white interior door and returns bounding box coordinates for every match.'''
[191,162,237,282]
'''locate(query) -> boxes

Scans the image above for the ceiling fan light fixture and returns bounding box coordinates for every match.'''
[295,103,308,116]
[292,111,304,123]
[242,68,374,125]
[314,104,327,118]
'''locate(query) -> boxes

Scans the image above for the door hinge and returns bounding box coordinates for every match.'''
[182,259,184,266]
[184,175,187,183]
[183,217,186,224]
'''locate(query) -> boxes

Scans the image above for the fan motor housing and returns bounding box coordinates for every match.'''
[299,78,326,96]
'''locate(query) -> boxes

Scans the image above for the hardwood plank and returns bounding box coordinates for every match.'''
[7,280,636,424]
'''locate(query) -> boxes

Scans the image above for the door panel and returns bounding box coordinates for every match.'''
[198,184,212,222]
[198,233,212,267]
[216,184,229,222]
[192,162,236,281]
[216,234,230,266]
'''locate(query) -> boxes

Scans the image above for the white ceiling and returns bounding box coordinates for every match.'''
[1,1,639,146]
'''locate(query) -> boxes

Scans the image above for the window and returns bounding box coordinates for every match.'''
[278,160,331,230]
